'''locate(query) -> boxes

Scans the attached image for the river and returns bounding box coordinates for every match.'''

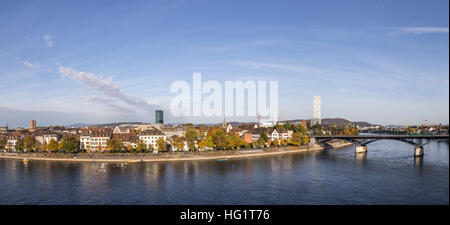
[0,140,448,204]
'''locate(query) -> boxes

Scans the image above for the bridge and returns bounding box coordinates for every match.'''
[309,135,449,157]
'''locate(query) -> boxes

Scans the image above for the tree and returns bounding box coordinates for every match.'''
[48,139,59,152]
[185,127,198,151]
[58,140,63,151]
[106,139,124,152]
[211,129,227,150]
[23,136,37,152]
[106,139,115,151]
[15,139,24,151]
[205,136,214,149]
[301,135,309,145]
[198,126,207,140]
[257,137,266,148]
[41,140,48,152]
[273,139,280,147]
[62,137,79,153]
[0,138,7,150]
[225,135,235,149]
[126,144,133,152]
[136,139,146,153]
[260,133,269,142]
[280,138,285,146]
[197,139,206,151]
[156,137,167,152]
[172,137,185,151]
[34,142,40,151]
[293,124,307,135]
[291,132,302,146]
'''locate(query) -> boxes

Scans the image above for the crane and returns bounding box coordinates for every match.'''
[257,114,270,126]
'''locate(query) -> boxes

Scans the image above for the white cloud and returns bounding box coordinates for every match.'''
[389,27,449,37]
[42,34,54,47]
[23,60,39,68]
[58,66,160,109]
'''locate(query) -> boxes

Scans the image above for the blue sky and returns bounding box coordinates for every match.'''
[0,0,448,128]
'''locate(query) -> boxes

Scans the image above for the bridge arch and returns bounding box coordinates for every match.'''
[314,137,444,147]
[315,138,363,146]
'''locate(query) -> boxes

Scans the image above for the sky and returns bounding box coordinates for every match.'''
[0,0,448,128]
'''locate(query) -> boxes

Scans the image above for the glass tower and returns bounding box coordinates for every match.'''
[155,110,164,124]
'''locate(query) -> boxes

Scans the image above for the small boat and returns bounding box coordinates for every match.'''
[23,159,29,162]
[127,160,139,163]
[216,159,228,162]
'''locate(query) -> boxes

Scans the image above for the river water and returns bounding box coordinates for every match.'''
[0,140,448,205]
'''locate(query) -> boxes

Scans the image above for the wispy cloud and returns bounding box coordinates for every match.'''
[82,95,136,114]
[23,60,39,68]
[389,27,449,37]
[42,34,54,47]
[58,66,161,109]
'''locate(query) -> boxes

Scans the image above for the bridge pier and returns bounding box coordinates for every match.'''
[355,145,367,154]
[414,147,424,157]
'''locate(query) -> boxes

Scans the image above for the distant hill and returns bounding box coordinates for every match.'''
[282,118,379,127]
[66,122,149,128]
[66,118,379,128]
[65,123,92,128]
[385,124,405,128]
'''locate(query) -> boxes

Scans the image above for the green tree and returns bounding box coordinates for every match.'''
[62,137,79,152]
[291,132,302,146]
[257,136,266,148]
[0,138,7,150]
[260,133,269,142]
[185,127,198,151]
[136,139,146,153]
[106,139,124,152]
[293,124,307,135]
[23,136,36,151]
[301,135,309,145]
[205,136,214,148]
[212,129,227,149]
[15,139,24,151]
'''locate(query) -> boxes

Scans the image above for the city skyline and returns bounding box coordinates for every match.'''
[0,0,449,128]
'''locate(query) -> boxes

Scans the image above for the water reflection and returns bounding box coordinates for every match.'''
[0,140,448,204]
[414,157,423,171]
[355,152,367,165]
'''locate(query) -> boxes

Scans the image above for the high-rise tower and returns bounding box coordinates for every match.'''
[155,110,164,124]
[312,96,321,125]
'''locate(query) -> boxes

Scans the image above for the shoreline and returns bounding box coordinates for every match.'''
[0,145,329,163]
[0,142,354,163]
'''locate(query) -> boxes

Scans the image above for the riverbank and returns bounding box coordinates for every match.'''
[0,145,325,163]
[326,140,354,149]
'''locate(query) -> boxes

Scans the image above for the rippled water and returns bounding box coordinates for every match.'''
[1,140,448,205]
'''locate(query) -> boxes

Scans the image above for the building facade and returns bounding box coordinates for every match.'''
[29,120,36,131]
[155,110,164,124]
[138,129,166,151]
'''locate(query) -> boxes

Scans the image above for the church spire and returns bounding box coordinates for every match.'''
[222,117,227,129]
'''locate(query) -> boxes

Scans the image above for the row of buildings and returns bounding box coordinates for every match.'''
[1,118,295,152]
